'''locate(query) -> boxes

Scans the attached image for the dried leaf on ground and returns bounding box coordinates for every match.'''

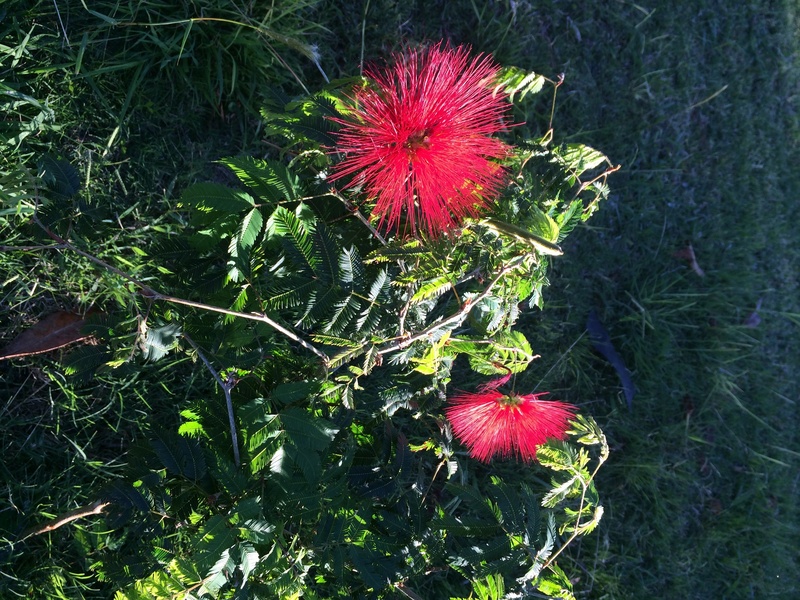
[0,311,96,360]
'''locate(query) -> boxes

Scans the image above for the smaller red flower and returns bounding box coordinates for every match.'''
[445,386,576,463]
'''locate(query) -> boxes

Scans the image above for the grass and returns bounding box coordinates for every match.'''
[1,0,798,597]
[513,2,800,597]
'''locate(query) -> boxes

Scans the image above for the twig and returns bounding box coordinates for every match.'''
[17,500,110,542]
[540,449,608,573]
[548,73,564,131]
[27,218,329,365]
[421,459,446,505]
[331,190,387,245]
[576,163,621,195]
[183,334,240,467]
[0,244,66,252]
[52,0,70,46]
[686,84,728,112]
[360,0,371,76]
[147,291,329,364]
[394,583,425,600]
[376,256,526,356]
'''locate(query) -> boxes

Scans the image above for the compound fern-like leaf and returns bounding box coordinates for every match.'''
[222,156,302,204]
[268,205,317,272]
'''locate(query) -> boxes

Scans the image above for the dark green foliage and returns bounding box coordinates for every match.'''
[2,6,604,596]
[223,156,303,205]
[261,88,346,148]
[37,154,81,201]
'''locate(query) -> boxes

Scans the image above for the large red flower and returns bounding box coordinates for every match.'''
[329,44,512,237]
[445,387,576,463]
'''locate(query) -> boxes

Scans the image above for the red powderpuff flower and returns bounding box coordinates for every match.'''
[329,44,512,237]
[445,387,576,463]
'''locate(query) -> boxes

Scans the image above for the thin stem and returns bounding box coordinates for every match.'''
[377,255,526,356]
[0,244,66,252]
[394,583,425,600]
[27,219,329,365]
[421,459,446,505]
[183,334,240,467]
[360,0,371,76]
[222,373,241,468]
[331,190,387,245]
[148,292,329,364]
[540,452,608,573]
[17,500,110,542]
[548,73,564,131]
[576,163,621,195]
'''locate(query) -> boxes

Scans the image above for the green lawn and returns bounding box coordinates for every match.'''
[1,0,797,597]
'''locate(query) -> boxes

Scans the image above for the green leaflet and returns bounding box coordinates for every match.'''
[298,285,344,329]
[312,221,340,284]
[269,407,339,484]
[488,478,525,536]
[221,156,302,205]
[239,398,282,476]
[322,294,361,334]
[208,450,249,497]
[481,217,563,256]
[555,199,584,241]
[280,406,339,452]
[140,323,181,362]
[267,204,317,272]
[261,92,341,147]
[270,380,322,406]
[149,428,207,481]
[327,344,369,370]
[447,330,537,375]
[266,279,318,310]
[364,238,427,264]
[192,515,239,576]
[37,154,80,201]
[0,167,38,214]
[339,245,365,287]
[466,573,506,600]
[495,66,547,102]
[410,272,457,303]
[181,182,255,213]
[560,143,608,175]
[356,269,389,332]
[236,207,264,251]
[535,564,576,600]
[61,345,112,381]
[311,334,361,348]
[264,209,391,336]
[121,569,190,599]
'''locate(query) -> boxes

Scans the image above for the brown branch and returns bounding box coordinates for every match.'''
[18,501,111,542]
[376,255,527,357]
[146,291,329,364]
[183,334,240,467]
[330,190,387,245]
[25,218,330,365]
[0,244,67,252]
[576,162,621,195]
[394,583,425,600]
